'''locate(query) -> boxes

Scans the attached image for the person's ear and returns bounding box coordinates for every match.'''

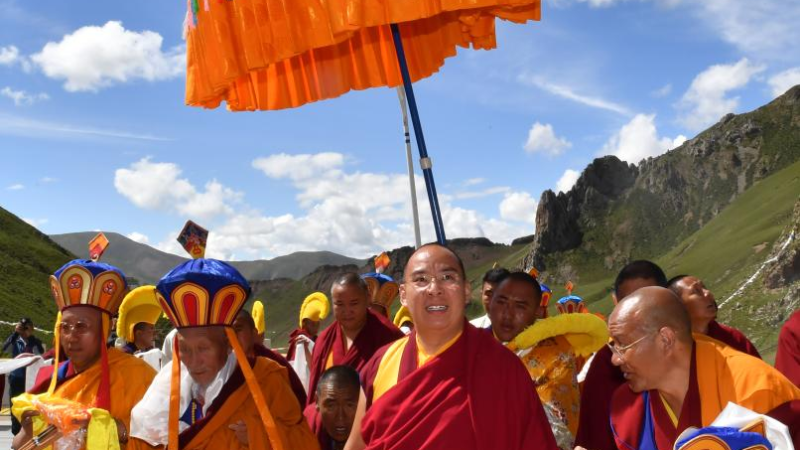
[659,327,676,351]
[612,293,619,305]
[399,284,408,307]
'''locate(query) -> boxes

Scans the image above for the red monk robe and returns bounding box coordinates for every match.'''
[359,322,559,450]
[706,320,760,358]
[254,343,308,406]
[286,328,315,362]
[575,345,625,450]
[610,338,800,450]
[304,309,403,443]
[776,309,800,387]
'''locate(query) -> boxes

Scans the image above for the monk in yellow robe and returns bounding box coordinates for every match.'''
[597,287,800,450]
[129,257,319,450]
[12,257,157,450]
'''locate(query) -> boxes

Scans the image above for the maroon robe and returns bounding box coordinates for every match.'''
[706,320,760,358]
[286,328,315,362]
[304,310,403,445]
[359,322,558,450]
[776,309,800,387]
[576,345,625,450]
[254,343,308,406]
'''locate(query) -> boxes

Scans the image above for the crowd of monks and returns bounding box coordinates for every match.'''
[6,240,800,450]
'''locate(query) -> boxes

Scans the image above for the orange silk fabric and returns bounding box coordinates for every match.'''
[185,0,541,110]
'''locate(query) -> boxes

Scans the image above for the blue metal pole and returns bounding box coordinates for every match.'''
[390,23,447,245]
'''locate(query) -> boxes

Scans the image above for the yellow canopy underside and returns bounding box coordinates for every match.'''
[186,0,541,111]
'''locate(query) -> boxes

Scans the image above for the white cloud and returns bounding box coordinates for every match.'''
[1,87,48,106]
[768,68,800,98]
[6,183,24,190]
[499,191,538,224]
[520,76,632,116]
[22,218,48,228]
[601,114,680,164]
[672,135,688,149]
[31,21,185,92]
[652,84,672,98]
[40,177,57,183]
[0,113,172,141]
[463,178,485,186]
[524,122,572,156]
[114,158,242,220]
[0,45,20,65]
[677,58,765,131]
[252,152,345,181]
[452,186,510,200]
[556,169,581,193]
[126,232,150,245]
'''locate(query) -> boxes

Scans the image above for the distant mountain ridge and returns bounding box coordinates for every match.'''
[50,232,368,284]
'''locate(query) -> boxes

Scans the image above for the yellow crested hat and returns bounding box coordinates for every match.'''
[252,300,266,335]
[393,305,413,328]
[299,292,329,327]
[116,285,162,342]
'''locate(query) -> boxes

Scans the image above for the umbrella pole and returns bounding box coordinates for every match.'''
[390,23,447,245]
[396,87,423,249]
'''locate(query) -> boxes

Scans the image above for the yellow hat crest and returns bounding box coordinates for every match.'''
[116,285,162,342]
[393,305,413,328]
[299,292,329,327]
[252,300,266,335]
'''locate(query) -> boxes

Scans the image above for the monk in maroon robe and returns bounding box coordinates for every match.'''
[232,311,308,406]
[286,326,316,362]
[668,275,760,357]
[305,272,403,446]
[604,287,800,450]
[576,260,668,450]
[776,309,800,386]
[349,244,557,450]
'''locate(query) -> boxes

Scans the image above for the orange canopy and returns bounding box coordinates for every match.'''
[185,0,541,111]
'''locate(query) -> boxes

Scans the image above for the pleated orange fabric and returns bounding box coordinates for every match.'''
[185,0,541,110]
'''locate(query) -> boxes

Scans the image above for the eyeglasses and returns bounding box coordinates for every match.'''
[58,321,91,336]
[408,272,463,288]
[607,332,655,359]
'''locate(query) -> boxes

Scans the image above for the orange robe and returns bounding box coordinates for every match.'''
[610,338,800,450]
[28,348,156,440]
[176,357,319,450]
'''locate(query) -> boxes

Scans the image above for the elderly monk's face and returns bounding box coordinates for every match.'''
[177,327,229,387]
[400,246,470,338]
[674,276,717,323]
[607,307,662,393]
[332,283,370,333]
[232,316,257,355]
[489,278,539,342]
[317,381,359,443]
[60,306,103,372]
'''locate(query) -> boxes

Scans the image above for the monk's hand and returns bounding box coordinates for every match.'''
[228,420,249,446]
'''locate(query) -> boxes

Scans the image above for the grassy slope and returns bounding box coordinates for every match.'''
[0,207,75,352]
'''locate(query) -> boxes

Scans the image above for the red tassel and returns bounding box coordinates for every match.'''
[95,314,111,410]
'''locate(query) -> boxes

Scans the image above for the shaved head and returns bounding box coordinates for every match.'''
[612,286,692,343]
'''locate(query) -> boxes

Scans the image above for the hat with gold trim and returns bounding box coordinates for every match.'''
[362,252,398,312]
[155,258,250,329]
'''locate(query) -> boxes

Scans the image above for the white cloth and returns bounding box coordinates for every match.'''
[130,351,237,446]
[161,328,178,361]
[709,402,794,450]
[0,355,40,375]
[135,348,166,371]
[469,314,491,328]
[289,336,313,394]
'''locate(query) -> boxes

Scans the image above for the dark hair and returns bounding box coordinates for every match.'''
[497,271,542,302]
[482,267,510,284]
[613,260,667,297]
[19,318,33,327]
[331,272,370,297]
[407,243,466,279]
[666,274,689,295]
[316,365,361,401]
[235,310,257,330]
[133,322,150,333]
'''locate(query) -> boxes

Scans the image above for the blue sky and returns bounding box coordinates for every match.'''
[1,0,799,260]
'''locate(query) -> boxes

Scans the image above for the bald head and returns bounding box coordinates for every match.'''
[612,286,692,343]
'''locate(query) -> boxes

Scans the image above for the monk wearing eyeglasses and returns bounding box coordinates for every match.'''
[349,243,558,450]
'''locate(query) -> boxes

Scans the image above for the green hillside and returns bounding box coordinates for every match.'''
[0,207,74,352]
